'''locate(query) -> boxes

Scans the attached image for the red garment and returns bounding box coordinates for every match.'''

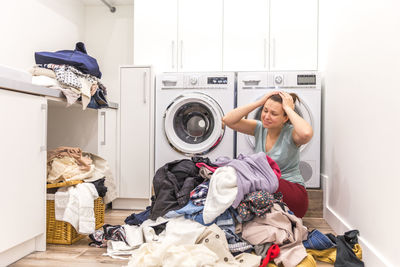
[195,162,218,172]
[277,178,308,218]
[266,155,281,179]
[260,244,280,267]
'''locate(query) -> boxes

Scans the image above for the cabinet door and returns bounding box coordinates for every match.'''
[223,0,269,71]
[134,0,178,72]
[120,67,151,199]
[270,0,318,70]
[98,108,118,191]
[178,0,223,71]
[0,90,46,253]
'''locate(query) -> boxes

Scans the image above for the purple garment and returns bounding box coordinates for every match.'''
[213,152,279,208]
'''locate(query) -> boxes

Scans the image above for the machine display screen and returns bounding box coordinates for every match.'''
[297,75,316,85]
[208,77,228,85]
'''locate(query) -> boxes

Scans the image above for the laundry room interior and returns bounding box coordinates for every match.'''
[0,0,398,266]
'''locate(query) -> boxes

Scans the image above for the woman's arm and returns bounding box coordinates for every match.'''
[223,91,278,136]
[279,92,313,146]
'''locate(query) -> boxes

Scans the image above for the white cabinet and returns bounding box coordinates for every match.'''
[134,0,318,72]
[0,90,46,266]
[134,0,177,72]
[224,0,318,71]
[223,0,269,71]
[113,66,153,209]
[178,0,223,71]
[134,0,223,72]
[47,101,119,189]
[98,108,118,190]
[269,0,318,70]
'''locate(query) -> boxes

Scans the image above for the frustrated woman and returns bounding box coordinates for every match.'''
[222,91,313,218]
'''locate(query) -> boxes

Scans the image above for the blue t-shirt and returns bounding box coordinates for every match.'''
[254,121,305,187]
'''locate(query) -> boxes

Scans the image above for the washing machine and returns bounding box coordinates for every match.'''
[155,72,235,171]
[236,71,321,188]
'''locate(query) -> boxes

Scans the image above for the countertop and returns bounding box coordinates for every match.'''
[0,76,119,109]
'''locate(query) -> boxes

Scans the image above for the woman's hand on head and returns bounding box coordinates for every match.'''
[257,91,279,107]
[279,92,295,111]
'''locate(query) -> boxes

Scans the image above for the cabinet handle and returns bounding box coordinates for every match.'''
[40,103,47,152]
[143,71,147,103]
[171,41,175,69]
[272,37,276,69]
[180,40,183,69]
[101,111,106,146]
[264,38,267,68]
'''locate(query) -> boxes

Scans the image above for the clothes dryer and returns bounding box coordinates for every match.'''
[236,71,321,187]
[155,72,235,171]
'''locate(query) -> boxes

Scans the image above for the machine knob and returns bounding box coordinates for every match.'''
[274,75,283,85]
[190,77,198,85]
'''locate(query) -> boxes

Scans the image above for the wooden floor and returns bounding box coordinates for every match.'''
[11,208,334,267]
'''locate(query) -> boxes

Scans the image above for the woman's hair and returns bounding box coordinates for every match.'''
[268,93,299,116]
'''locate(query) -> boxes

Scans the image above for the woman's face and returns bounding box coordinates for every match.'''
[260,99,288,129]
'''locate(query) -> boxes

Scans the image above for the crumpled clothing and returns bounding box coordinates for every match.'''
[47,156,95,183]
[89,224,127,247]
[195,162,218,172]
[90,177,107,198]
[30,65,56,78]
[306,243,363,265]
[128,242,219,267]
[39,63,105,92]
[125,206,151,226]
[213,152,279,208]
[48,146,92,171]
[228,241,254,254]
[242,203,308,267]
[58,86,81,106]
[190,180,210,206]
[198,166,213,179]
[237,191,283,222]
[203,166,238,224]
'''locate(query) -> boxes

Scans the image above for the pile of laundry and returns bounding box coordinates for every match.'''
[31,42,108,109]
[47,146,117,234]
[90,152,364,267]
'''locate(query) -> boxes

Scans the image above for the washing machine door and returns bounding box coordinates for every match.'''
[164,92,225,156]
[246,94,313,152]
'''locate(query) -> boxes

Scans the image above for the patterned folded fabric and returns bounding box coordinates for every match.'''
[237,191,283,221]
[190,180,210,206]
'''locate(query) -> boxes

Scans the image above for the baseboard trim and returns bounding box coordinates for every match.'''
[112,197,150,210]
[0,238,35,266]
[321,174,394,267]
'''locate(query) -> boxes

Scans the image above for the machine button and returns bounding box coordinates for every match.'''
[274,75,283,85]
[190,76,198,85]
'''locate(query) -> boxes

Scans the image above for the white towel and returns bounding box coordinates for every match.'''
[54,183,99,234]
[202,166,238,224]
[58,186,80,230]
[31,75,59,87]
[76,183,99,234]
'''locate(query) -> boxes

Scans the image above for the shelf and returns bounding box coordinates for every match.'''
[0,76,118,109]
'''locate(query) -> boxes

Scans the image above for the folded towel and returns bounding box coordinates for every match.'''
[54,183,99,234]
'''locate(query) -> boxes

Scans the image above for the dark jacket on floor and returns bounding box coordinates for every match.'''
[150,159,203,220]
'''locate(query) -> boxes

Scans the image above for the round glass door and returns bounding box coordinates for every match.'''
[246,94,313,152]
[164,92,225,155]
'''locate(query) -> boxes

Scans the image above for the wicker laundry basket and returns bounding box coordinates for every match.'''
[46,180,105,245]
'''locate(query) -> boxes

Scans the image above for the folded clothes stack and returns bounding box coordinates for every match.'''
[31,42,108,109]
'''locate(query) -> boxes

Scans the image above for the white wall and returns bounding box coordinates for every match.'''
[0,0,85,70]
[319,1,400,266]
[84,5,134,103]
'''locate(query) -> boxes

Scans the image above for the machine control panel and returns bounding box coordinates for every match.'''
[207,77,228,85]
[297,74,316,85]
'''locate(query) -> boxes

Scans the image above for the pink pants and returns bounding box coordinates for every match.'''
[277,178,309,218]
